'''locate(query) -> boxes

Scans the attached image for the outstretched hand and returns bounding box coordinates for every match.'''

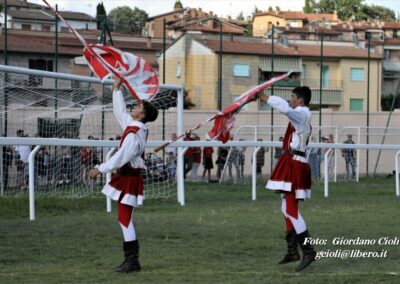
[257,92,269,102]
[88,168,100,179]
[113,77,122,90]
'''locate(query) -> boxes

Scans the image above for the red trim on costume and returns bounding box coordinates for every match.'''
[118,202,133,228]
[285,192,299,219]
[119,126,140,148]
[282,122,295,150]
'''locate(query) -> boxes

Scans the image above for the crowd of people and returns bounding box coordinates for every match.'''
[2,128,362,192]
[1,131,127,190]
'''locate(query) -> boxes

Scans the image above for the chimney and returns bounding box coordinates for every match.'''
[146,37,152,48]
[294,46,298,54]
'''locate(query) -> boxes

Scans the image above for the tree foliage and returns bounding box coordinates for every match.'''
[361,4,396,21]
[236,12,244,20]
[303,0,315,13]
[96,2,107,30]
[305,0,396,21]
[108,6,148,34]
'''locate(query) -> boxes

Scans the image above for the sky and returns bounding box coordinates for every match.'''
[29,0,400,19]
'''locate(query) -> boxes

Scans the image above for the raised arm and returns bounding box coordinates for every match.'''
[113,78,133,129]
[258,94,306,128]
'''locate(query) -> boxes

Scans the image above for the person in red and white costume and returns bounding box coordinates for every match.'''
[89,78,158,273]
[258,86,317,272]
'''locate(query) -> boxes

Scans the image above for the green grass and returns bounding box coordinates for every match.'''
[0,177,399,283]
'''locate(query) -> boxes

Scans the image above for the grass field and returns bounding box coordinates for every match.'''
[1,177,399,283]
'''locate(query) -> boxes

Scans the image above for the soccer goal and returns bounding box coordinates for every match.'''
[0,65,184,219]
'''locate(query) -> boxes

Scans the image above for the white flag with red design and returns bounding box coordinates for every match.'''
[83,45,159,101]
[206,71,293,143]
[42,0,158,102]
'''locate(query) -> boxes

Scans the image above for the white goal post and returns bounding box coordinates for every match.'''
[0,65,185,220]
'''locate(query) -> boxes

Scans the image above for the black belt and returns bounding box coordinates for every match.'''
[282,150,306,157]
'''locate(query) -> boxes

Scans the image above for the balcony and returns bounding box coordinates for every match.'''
[264,79,343,105]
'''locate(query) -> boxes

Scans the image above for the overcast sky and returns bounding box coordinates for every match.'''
[29,0,400,19]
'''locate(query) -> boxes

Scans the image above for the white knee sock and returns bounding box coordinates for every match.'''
[119,219,136,242]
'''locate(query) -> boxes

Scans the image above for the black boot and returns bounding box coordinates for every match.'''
[295,230,317,272]
[278,230,300,264]
[114,240,141,273]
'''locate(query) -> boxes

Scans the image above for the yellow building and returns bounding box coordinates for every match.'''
[159,34,382,112]
[253,11,338,37]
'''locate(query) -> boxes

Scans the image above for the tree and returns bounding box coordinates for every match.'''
[303,0,315,13]
[305,0,396,21]
[236,12,244,21]
[268,6,273,12]
[108,6,148,34]
[312,0,365,21]
[361,4,396,21]
[253,6,262,16]
[174,0,183,10]
[96,2,107,30]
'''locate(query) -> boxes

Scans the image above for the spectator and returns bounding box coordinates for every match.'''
[183,133,195,179]
[255,138,268,175]
[37,146,50,185]
[202,145,214,182]
[227,146,240,183]
[307,136,320,180]
[191,136,202,181]
[323,134,335,179]
[166,151,177,181]
[2,145,13,190]
[81,137,94,185]
[166,133,177,157]
[165,133,178,181]
[237,141,246,180]
[342,134,356,179]
[14,129,31,189]
[216,146,228,179]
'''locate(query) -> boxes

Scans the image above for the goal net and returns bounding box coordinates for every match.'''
[0,65,183,200]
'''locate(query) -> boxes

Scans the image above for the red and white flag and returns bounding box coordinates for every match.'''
[83,45,159,101]
[42,0,158,102]
[206,71,293,143]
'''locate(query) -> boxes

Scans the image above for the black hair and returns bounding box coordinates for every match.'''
[142,100,159,123]
[292,86,311,106]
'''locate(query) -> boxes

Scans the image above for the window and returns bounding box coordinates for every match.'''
[350,99,363,112]
[29,59,53,72]
[233,64,250,77]
[384,50,391,60]
[394,30,398,38]
[41,25,51,32]
[350,68,364,81]
[322,65,329,88]
[21,24,31,30]
[28,59,53,86]
[301,64,306,80]
[176,62,181,78]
